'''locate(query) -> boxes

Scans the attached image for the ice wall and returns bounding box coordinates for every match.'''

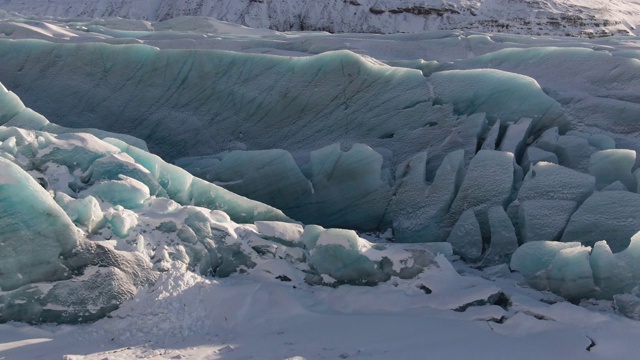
[0,41,565,162]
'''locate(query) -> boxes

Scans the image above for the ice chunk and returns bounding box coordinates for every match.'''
[482,206,518,266]
[300,224,325,250]
[589,149,636,191]
[518,162,594,203]
[519,200,576,243]
[618,231,640,281]
[424,113,487,175]
[534,128,599,172]
[481,120,501,150]
[602,181,629,191]
[0,136,17,157]
[0,157,79,291]
[104,206,139,239]
[309,228,444,285]
[521,146,558,174]
[81,176,150,209]
[447,208,483,262]
[0,267,134,324]
[84,153,166,197]
[510,241,582,290]
[587,134,615,150]
[307,143,390,229]
[498,117,533,159]
[0,240,156,324]
[390,151,429,242]
[590,241,632,298]
[37,132,121,171]
[309,229,391,285]
[394,150,465,243]
[562,191,640,252]
[546,246,596,300]
[430,69,564,130]
[254,221,304,248]
[0,83,26,123]
[56,193,106,233]
[448,150,515,237]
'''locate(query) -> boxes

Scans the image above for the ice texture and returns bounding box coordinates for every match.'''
[498,117,533,160]
[518,200,576,243]
[588,149,636,191]
[176,150,312,221]
[517,162,595,203]
[447,209,483,262]
[562,191,640,252]
[308,228,451,285]
[482,206,518,266]
[512,233,640,300]
[392,150,465,243]
[307,143,391,229]
[447,150,516,238]
[521,147,558,174]
[0,157,79,291]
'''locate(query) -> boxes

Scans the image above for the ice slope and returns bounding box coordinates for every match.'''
[1,0,640,37]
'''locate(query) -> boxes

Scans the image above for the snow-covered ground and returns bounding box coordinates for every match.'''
[3,259,640,360]
[1,0,640,37]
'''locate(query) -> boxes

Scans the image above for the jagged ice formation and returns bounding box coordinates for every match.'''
[0,14,640,323]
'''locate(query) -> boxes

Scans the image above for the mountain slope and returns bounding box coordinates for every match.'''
[1,0,639,36]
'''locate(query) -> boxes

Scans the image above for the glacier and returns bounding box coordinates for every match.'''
[0,83,456,323]
[0,11,640,328]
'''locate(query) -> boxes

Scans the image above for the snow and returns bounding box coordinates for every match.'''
[1,0,639,37]
[2,259,640,359]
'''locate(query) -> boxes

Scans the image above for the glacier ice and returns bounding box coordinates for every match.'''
[447,209,483,262]
[2,15,640,323]
[588,149,636,191]
[512,233,640,301]
[176,149,311,219]
[308,228,452,285]
[447,150,516,238]
[0,109,454,322]
[0,157,80,291]
[482,206,518,267]
[518,200,576,243]
[562,191,640,252]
